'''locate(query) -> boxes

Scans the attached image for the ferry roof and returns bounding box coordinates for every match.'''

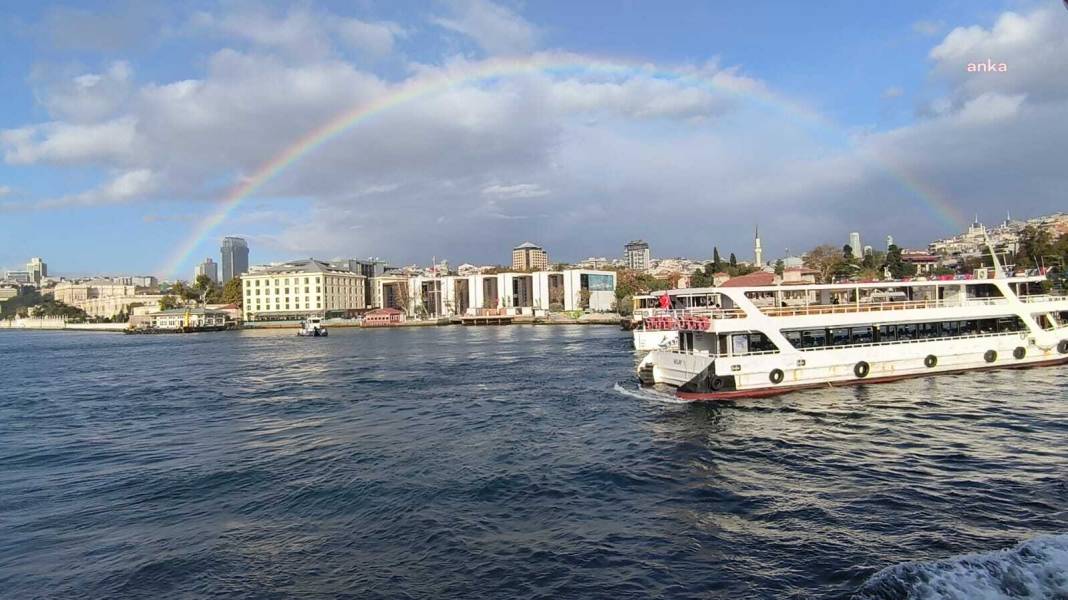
[665,274,1047,295]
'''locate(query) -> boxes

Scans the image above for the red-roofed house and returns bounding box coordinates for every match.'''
[363,307,405,327]
[719,271,778,287]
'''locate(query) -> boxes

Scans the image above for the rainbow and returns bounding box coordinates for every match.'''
[160,53,967,277]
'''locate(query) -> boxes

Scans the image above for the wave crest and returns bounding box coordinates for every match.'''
[854,534,1068,599]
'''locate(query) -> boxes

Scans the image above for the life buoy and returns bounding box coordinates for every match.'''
[1013,346,1026,360]
[769,369,784,384]
[924,355,937,368]
[1059,340,1068,354]
[984,350,997,363]
[854,361,870,378]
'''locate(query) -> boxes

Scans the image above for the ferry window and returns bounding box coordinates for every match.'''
[802,329,827,348]
[997,317,1024,332]
[878,325,897,342]
[942,321,960,337]
[959,320,977,335]
[851,327,874,344]
[919,323,940,338]
[830,328,851,346]
[748,333,777,353]
[898,324,918,339]
[732,335,749,355]
[968,284,1003,299]
[785,330,802,349]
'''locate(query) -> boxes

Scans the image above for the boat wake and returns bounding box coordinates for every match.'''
[853,534,1068,599]
[612,382,688,404]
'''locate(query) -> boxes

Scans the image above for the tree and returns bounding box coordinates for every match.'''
[883,244,909,279]
[728,253,737,268]
[803,244,844,283]
[159,295,181,310]
[1015,225,1054,269]
[712,247,721,271]
[690,262,715,288]
[221,278,243,306]
[774,259,785,276]
[842,244,854,260]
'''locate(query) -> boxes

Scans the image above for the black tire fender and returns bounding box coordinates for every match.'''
[924,355,937,368]
[1013,346,1026,360]
[708,375,726,391]
[984,350,997,363]
[1059,340,1068,355]
[769,369,784,384]
[854,361,870,378]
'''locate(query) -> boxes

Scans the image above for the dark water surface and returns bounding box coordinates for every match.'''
[1,326,1066,599]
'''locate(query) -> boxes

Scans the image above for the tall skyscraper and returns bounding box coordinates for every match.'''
[195,258,219,283]
[512,242,548,271]
[886,235,894,249]
[624,240,651,271]
[220,237,249,283]
[26,257,47,285]
[849,232,862,259]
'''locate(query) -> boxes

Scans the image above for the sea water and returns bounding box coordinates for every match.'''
[1,326,1066,599]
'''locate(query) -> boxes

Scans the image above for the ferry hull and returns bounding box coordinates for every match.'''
[640,334,1068,401]
[674,356,1068,401]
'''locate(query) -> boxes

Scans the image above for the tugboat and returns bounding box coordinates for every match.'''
[297,317,328,337]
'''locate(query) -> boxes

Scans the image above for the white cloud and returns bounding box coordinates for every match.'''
[954,92,1026,124]
[0,186,11,197]
[333,18,406,57]
[1,117,139,165]
[191,6,406,61]
[929,7,1068,104]
[32,61,134,123]
[432,0,537,55]
[481,183,550,199]
[3,4,1066,264]
[36,169,158,209]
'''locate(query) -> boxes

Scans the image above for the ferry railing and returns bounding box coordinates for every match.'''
[1020,295,1068,304]
[641,308,746,331]
[759,297,1009,317]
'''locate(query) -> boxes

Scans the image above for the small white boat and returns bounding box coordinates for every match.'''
[297,317,328,337]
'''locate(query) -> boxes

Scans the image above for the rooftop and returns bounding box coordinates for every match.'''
[514,242,542,250]
[253,259,363,276]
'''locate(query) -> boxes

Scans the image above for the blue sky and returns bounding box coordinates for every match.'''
[1,0,1065,278]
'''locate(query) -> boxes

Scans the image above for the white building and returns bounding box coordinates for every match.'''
[624,240,651,271]
[849,232,862,259]
[50,279,164,318]
[241,259,366,321]
[26,257,47,285]
[374,269,618,317]
[148,308,231,330]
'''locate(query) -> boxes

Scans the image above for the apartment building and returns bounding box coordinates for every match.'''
[241,259,366,321]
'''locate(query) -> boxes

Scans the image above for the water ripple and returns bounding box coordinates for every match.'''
[0,327,1066,599]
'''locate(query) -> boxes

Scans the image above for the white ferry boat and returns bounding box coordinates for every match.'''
[636,269,1068,400]
[297,317,328,337]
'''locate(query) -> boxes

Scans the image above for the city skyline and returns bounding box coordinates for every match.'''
[7,208,1065,280]
[1,1,1066,276]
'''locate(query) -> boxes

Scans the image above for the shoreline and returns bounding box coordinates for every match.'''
[1,315,625,333]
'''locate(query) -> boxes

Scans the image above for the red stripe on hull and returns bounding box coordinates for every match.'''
[675,356,1068,401]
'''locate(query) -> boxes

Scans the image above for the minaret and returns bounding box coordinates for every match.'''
[754,226,763,267]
